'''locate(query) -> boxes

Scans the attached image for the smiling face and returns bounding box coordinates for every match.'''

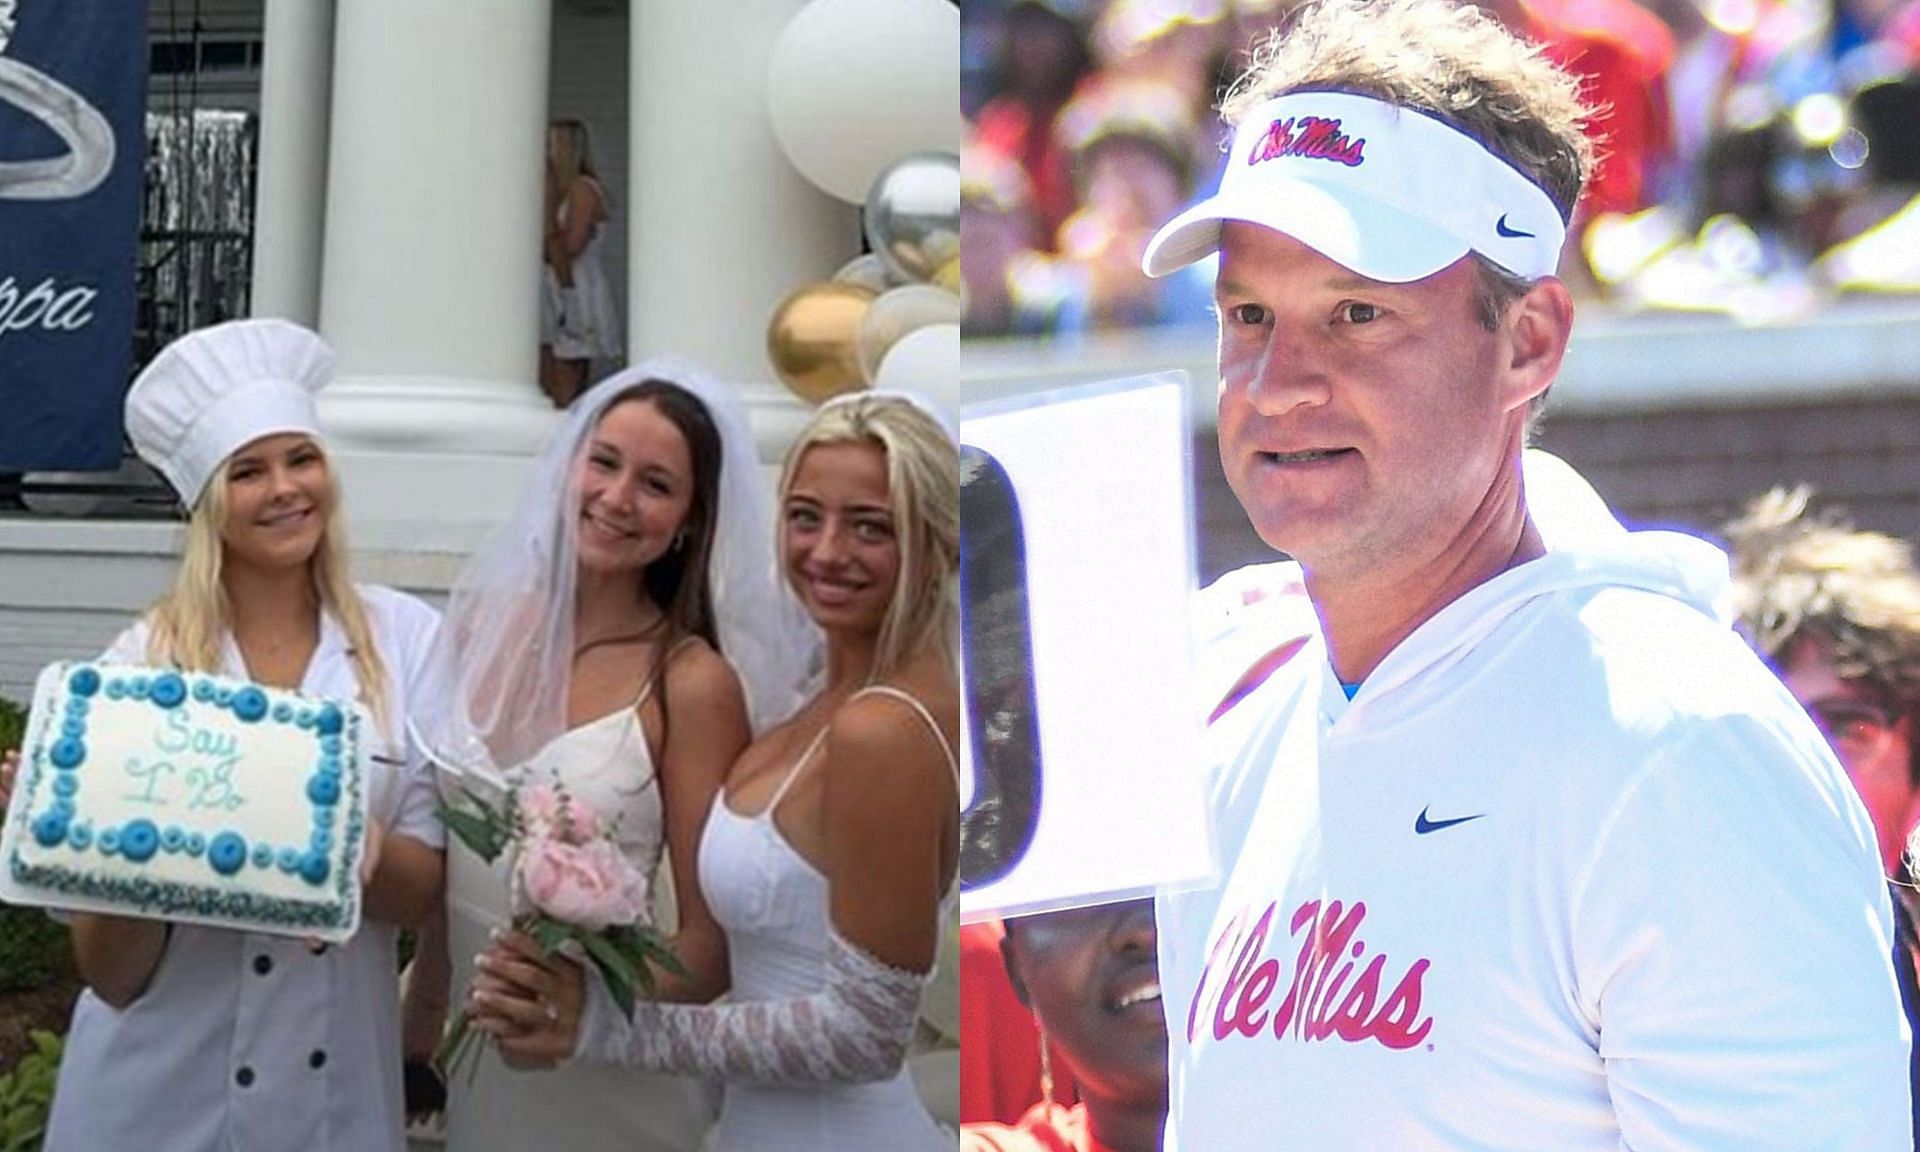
[1779,635,1920,876]
[573,398,696,579]
[783,440,901,636]
[1213,224,1546,582]
[1003,898,1166,1110]
[217,433,331,572]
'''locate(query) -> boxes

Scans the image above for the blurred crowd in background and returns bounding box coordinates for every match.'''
[960,0,1920,335]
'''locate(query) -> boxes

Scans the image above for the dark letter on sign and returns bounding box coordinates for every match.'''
[959,445,1042,891]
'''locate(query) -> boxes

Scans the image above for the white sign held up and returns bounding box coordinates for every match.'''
[960,372,1214,922]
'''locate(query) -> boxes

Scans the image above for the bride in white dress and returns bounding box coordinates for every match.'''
[407,360,815,1152]
[468,393,958,1151]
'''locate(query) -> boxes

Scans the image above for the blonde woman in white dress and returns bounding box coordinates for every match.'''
[406,360,814,1152]
[471,393,958,1152]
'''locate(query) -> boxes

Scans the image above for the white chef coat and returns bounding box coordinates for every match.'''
[45,584,443,1152]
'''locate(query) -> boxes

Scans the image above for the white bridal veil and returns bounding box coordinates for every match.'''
[410,357,819,788]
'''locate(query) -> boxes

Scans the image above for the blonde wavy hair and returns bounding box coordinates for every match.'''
[779,395,958,683]
[145,442,392,738]
[1726,486,1920,780]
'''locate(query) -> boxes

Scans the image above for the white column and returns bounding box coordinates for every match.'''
[629,0,843,466]
[250,0,334,326]
[316,0,558,554]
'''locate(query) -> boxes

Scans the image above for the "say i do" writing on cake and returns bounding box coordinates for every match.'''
[0,661,370,941]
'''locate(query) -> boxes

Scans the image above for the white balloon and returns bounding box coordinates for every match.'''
[871,322,959,428]
[856,284,962,384]
[767,0,961,204]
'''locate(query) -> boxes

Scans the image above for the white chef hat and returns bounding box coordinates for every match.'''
[125,318,336,508]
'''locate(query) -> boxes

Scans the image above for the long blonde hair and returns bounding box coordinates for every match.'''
[779,395,958,683]
[146,444,392,738]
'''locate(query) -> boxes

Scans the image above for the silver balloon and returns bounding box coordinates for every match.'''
[863,152,959,286]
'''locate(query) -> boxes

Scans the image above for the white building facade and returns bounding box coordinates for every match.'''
[1,0,863,696]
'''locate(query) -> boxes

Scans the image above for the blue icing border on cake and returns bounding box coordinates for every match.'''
[149,673,186,709]
[306,774,340,807]
[67,667,100,698]
[299,852,330,885]
[32,812,67,847]
[10,662,367,927]
[230,687,268,724]
[6,858,350,930]
[209,832,249,876]
[120,819,159,863]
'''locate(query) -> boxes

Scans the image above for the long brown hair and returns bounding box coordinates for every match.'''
[587,381,726,744]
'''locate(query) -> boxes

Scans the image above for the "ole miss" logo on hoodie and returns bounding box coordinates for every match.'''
[1187,898,1434,1050]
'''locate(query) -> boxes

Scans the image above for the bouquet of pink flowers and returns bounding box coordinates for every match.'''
[436,781,685,1083]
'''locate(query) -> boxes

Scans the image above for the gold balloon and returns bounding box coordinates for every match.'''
[767,281,878,403]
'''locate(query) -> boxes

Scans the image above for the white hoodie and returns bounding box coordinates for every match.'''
[1161,455,1910,1151]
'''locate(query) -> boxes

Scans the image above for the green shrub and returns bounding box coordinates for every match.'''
[0,1030,60,1152]
[0,697,20,755]
[0,700,66,994]
[0,912,65,998]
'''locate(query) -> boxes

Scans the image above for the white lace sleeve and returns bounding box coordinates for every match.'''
[572,930,926,1084]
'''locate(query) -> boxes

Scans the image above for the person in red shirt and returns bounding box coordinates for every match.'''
[959,919,1074,1123]
[962,899,1166,1152]
[1477,0,1677,220]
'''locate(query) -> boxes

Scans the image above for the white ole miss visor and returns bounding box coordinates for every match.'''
[1143,91,1566,283]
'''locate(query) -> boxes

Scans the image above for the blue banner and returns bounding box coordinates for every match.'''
[0,1,148,471]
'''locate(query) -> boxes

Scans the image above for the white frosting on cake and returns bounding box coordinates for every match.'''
[0,661,367,939]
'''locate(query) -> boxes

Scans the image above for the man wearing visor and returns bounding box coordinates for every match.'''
[1145,0,1912,1147]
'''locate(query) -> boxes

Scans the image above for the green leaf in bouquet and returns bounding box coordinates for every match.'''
[603,926,658,997]
[438,805,510,864]
[527,917,573,956]
[630,925,692,981]
[434,1010,486,1089]
[605,923,689,993]
[578,929,642,1019]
